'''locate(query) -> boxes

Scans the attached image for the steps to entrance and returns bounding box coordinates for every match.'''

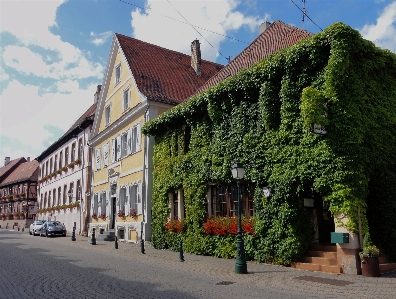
[95,229,116,242]
[292,243,342,274]
[378,255,396,274]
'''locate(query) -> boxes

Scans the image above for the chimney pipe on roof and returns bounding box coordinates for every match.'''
[94,85,102,103]
[259,21,271,35]
[4,157,10,166]
[27,157,30,162]
[191,39,202,76]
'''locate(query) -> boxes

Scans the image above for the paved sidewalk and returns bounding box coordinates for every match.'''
[4,228,396,299]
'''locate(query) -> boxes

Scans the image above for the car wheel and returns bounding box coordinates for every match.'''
[62,233,66,237]
[29,230,32,235]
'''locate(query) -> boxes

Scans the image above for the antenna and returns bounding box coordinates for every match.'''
[302,0,307,29]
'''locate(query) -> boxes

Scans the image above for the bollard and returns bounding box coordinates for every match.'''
[22,227,24,232]
[71,226,76,241]
[6,223,8,229]
[12,225,14,230]
[179,241,185,262]
[18,226,20,231]
[90,228,96,245]
[115,236,118,249]
[141,238,145,254]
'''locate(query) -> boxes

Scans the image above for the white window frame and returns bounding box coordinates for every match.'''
[103,142,109,167]
[105,104,111,126]
[96,147,101,170]
[121,132,128,158]
[114,63,121,85]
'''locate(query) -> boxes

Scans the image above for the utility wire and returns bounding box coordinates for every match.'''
[118,0,249,45]
[290,0,323,31]
[165,0,225,58]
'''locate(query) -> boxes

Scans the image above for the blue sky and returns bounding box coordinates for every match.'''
[1,0,396,162]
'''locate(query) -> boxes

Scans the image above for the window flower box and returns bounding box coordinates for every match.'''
[74,158,82,165]
[67,162,75,169]
[100,212,107,220]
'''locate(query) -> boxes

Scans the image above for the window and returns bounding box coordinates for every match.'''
[50,158,53,174]
[45,161,48,176]
[123,87,129,111]
[209,184,255,218]
[78,138,83,160]
[58,187,62,206]
[59,151,63,169]
[129,185,138,213]
[121,133,128,158]
[100,192,106,215]
[76,180,81,201]
[53,189,56,207]
[40,194,43,209]
[119,187,126,211]
[105,105,111,125]
[44,192,47,208]
[54,155,57,172]
[172,191,179,220]
[93,194,99,215]
[63,185,67,205]
[132,126,137,153]
[48,191,52,207]
[69,182,74,204]
[65,147,69,165]
[115,63,121,85]
[71,142,76,162]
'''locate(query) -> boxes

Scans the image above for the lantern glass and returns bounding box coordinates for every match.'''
[231,161,244,180]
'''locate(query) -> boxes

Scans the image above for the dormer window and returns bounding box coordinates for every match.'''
[115,63,121,85]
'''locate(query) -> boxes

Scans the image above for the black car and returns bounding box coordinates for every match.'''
[39,221,67,237]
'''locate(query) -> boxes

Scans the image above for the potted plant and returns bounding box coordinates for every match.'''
[100,211,106,220]
[1,213,5,220]
[92,212,98,220]
[6,213,13,220]
[67,162,75,169]
[75,158,82,165]
[360,232,380,277]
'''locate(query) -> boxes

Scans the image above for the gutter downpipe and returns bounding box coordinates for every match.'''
[86,127,94,237]
[141,100,150,247]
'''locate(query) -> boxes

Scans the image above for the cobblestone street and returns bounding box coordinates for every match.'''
[0,229,395,299]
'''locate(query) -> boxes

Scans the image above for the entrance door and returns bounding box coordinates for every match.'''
[315,196,335,244]
[110,197,116,229]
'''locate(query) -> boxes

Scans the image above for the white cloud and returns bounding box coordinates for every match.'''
[0,80,98,157]
[360,1,396,52]
[131,0,264,61]
[90,31,113,46]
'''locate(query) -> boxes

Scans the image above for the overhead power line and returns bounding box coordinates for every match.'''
[118,0,249,45]
[290,0,323,31]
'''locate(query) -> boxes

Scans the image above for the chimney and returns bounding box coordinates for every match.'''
[4,157,10,166]
[94,85,102,103]
[259,21,271,35]
[27,157,30,162]
[191,39,202,76]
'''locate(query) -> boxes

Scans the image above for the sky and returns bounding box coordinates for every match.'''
[1,0,396,162]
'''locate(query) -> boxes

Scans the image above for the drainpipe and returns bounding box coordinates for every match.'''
[141,101,150,242]
[86,125,94,237]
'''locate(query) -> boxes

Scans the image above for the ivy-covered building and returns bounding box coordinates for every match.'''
[143,22,396,275]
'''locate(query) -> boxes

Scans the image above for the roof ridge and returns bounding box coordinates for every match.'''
[115,33,223,66]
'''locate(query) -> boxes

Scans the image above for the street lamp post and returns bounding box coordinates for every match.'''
[231,161,247,274]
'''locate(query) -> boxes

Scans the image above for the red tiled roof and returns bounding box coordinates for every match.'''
[0,160,39,187]
[116,34,224,104]
[0,158,25,183]
[194,20,313,96]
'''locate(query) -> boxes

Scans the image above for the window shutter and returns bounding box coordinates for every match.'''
[111,139,115,163]
[127,128,132,155]
[96,148,101,170]
[104,143,109,166]
[125,185,130,216]
[105,190,110,217]
[116,188,120,213]
[116,135,121,161]
[136,122,141,151]
[137,182,142,215]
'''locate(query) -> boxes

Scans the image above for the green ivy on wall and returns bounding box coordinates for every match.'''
[144,22,396,263]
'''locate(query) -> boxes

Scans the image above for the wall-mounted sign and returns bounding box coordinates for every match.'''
[263,187,272,198]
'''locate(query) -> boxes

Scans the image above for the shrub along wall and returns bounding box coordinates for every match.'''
[143,23,396,264]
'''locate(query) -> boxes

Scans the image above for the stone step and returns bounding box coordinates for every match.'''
[292,262,342,274]
[300,256,338,266]
[305,250,337,259]
[379,263,396,273]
